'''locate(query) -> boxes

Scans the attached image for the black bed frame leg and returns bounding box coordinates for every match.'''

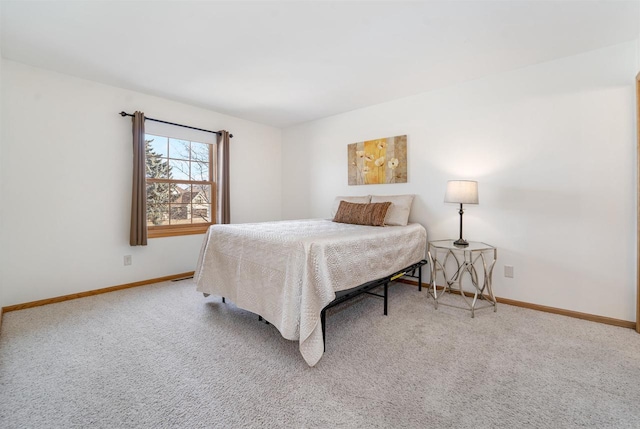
[418,265,422,292]
[222,297,226,303]
[321,309,327,352]
[384,282,388,316]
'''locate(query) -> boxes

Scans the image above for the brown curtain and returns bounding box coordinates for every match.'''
[130,111,147,246]
[217,130,231,224]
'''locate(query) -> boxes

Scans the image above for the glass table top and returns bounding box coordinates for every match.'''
[429,240,495,251]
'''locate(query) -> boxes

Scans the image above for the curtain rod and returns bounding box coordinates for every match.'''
[119,111,233,138]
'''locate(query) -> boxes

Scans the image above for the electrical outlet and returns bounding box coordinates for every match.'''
[504,265,514,278]
[124,255,132,266]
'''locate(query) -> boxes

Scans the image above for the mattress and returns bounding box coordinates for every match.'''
[195,218,427,366]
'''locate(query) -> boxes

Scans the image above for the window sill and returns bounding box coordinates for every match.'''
[148,224,212,238]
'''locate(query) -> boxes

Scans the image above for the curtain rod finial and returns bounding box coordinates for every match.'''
[119,111,128,117]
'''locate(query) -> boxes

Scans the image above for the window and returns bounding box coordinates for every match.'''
[145,134,216,237]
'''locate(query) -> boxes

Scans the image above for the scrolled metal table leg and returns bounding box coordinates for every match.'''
[428,248,439,310]
[470,264,481,318]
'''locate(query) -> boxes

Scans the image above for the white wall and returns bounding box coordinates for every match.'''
[282,41,638,322]
[0,59,282,307]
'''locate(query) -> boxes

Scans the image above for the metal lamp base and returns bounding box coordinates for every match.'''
[453,238,469,247]
[454,204,469,247]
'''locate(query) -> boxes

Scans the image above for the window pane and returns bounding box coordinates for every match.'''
[147,183,171,205]
[173,184,191,205]
[192,205,212,223]
[192,184,211,223]
[146,156,169,178]
[168,138,190,161]
[172,184,189,202]
[193,184,212,204]
[168,159,189,180]
[190,142,210,181]
[191,161,209,181]
[190,142,210,161]
[147,204,169,226]
[169,204,189,224]
[146,135,168,157]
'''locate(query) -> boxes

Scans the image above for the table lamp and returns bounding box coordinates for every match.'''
[444,180,478,247]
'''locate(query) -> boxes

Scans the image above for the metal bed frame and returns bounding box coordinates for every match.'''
[205,259,428,350]
[320,259,427,350]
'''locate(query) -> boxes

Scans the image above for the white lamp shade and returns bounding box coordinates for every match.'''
[444,180,479,204]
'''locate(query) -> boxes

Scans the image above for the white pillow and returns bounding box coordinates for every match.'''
[330,195,371,218]
[370,195,415,226]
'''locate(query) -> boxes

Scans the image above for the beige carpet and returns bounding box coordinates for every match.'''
[1,280,640,428]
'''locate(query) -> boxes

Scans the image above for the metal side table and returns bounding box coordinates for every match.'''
[427,240,497,318]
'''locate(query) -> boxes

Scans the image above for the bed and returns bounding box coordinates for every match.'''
[195,216,427,366]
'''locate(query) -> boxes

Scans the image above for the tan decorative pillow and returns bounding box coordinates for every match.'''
[333,201,392,227]
[330,195,371,218]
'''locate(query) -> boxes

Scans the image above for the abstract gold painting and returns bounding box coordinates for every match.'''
[348,135,407,185]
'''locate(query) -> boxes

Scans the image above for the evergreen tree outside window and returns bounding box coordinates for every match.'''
[145,134,215,237]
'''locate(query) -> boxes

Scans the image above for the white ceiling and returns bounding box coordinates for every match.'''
[1,1,639,128]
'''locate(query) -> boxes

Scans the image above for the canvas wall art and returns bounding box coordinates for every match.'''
[348,134,407,185]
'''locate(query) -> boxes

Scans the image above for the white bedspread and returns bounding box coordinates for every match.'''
[195,219,427,366]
